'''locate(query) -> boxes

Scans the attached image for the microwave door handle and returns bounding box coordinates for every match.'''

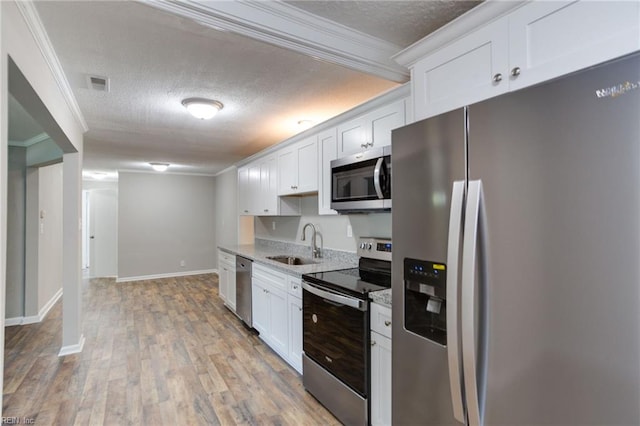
[373,157,384,199]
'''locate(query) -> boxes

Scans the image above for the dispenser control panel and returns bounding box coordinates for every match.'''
[404,258,447,346]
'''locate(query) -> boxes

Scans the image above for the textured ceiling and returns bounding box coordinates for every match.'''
[285,1,481,48]
[34,1,478,176]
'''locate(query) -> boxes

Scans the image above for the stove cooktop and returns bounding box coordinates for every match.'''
[302,268,390,299]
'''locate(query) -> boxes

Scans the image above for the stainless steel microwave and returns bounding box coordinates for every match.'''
[330,145,391,212]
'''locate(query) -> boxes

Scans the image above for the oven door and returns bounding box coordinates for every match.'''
[302,281,369,397]
[331,146,391,212]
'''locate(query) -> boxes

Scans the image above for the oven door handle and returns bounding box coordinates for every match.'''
[302,282,367,311]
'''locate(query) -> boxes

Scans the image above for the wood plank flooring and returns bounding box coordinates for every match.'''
[3,274,339,425]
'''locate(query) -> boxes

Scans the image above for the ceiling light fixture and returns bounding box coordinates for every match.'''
[150,162,169,172]
[182,98,224,120]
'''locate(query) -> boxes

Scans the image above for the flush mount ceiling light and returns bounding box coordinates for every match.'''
[182,98,224,120]
[150,162,170,172]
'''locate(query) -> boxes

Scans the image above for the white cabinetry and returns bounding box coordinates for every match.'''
[317,128,338,215]
[406,0,640,121]
[237,167,251,215]
[238,155,301,216]
[287,275,303,373]
[370,302,392,426]
[217,250,236,311]
[337,99,406,156]
[278,136,318,195]
[252,263,303,373]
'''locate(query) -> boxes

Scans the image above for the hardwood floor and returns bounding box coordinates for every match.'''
[3,274,339,425]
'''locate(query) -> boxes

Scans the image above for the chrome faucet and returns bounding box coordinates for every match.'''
[301,223,320,258]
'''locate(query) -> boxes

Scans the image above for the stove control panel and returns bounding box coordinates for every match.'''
[357,237,392,262]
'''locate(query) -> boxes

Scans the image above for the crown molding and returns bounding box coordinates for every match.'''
[9,132,51,147]
[393,0,526,67]
[143,0,409,83]
[15,1,89,132]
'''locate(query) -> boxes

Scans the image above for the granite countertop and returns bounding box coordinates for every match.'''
[370,288,392,309]
[219,240,358,277]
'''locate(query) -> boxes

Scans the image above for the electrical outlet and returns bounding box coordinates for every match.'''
[180,260,186,267]
[347,225,353,238]
[272,221,276,230]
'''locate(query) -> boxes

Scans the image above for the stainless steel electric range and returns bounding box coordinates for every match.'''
[301,237,391,425]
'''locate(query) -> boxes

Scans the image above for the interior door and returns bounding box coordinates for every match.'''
[89,189,117,277]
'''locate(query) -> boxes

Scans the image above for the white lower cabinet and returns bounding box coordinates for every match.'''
[370,302,392,426]
[287,276,303,373]
[218,250,236,311]
[252,263,303,373]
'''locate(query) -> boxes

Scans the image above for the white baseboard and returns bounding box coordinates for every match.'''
[116,269,218,283]
[4,288,63,327]
[58,334,85,357]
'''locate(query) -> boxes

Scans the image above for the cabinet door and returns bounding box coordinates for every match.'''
[218,262,228,302]
[226,261,236,311]
[278,147,297,195]
[337,116,367,156]
[367,99,406,149]
[238,167,251,215]
[318,128,338,215]
[508,1,640,91]
[371,332,392,426]
[248,162,261,215]
[251,280,269,336]
[412,19,509,121]
[265,155,279,215]
[267,285,288,358]
[288,294,303,374]
[296,137,318,193]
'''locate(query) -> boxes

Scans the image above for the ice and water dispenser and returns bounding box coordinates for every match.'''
[404,258,447,346]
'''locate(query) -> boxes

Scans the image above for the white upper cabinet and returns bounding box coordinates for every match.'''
[237,166,251,215]
[412,19,509,120]
[238,155,300,216]
[403,0,640,121]
[337,99,406,156]
[507,1,640,91]
[317,128,338,215]
[278,136,318,195]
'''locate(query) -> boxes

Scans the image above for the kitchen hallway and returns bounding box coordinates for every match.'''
[3,274,338,425]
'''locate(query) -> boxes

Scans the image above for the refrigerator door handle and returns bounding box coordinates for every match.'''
[462,180,488,426]
[446,180,466,424]
[373,157,385,199]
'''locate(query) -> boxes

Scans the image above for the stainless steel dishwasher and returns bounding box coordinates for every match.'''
[235,256,253,327]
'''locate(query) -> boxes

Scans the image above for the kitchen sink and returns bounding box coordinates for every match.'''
[266,255,318,266]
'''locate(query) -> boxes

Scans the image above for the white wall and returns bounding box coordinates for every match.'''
[6,146,26,319]
[2,0,86,368]
[254,195,391,252]
[37,163,62,313]
[118,172,217,280]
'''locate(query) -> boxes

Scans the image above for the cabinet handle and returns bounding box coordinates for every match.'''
[298,307,302,312]
[384,320,391,327]
[361,143,368,148]
[264,209,269,212]
[492,73,503,83]
[371,340,377,346]
[244,210,249,213]
[511,67,521,77]
[293,285,298,290]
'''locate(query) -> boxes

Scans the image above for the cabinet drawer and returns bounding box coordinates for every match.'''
[288,275,302,298]
[218,250,236,264]
[371,302,392,339]
[253,263,287,291]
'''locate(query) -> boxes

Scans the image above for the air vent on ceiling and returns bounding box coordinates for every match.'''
[86,74,110,92]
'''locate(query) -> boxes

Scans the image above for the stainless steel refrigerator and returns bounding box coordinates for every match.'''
[391,53,640,425]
